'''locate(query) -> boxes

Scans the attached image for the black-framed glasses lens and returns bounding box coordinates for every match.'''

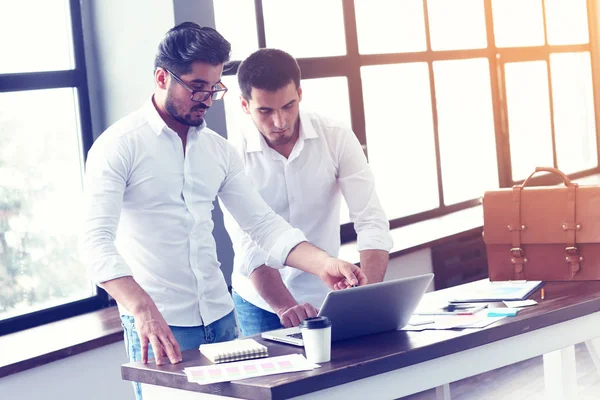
[191,84,228,102]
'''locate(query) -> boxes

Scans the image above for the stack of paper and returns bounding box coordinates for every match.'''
[450,280,543,302]
[404,310,506,331]
[414,303,488,316]
[503,299,538,308]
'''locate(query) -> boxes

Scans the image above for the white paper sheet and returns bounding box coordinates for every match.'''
[404,310,506,331]
[503,299,538,308]
[184,354,320,385]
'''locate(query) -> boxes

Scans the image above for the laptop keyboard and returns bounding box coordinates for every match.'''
[287,332,303,339]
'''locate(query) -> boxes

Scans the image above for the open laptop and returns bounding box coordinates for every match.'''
[261,273,434,346]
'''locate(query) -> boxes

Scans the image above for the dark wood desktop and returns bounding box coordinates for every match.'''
[122,281,600,400]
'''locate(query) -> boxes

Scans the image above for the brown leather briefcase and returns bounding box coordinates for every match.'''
[483,167,600,281]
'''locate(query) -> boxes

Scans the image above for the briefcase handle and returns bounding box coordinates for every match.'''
[520,167,576,188]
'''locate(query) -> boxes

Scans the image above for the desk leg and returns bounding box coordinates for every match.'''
[543,346,577,400]
[435,384,451,400]
[584,338,600,375]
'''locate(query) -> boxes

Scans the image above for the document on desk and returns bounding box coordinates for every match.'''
[404,311,506,331]
[450,280,543,302]
[503,299,537,308]
[184,354,320,385]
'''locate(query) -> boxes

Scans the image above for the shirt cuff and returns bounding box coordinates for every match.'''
[243,247,270,277]
[89,255,134,284]
[265,228,307,269]
[357,228,393,252]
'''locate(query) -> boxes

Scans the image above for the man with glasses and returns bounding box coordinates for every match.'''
[83,23,366,400]
[223,48,393,336]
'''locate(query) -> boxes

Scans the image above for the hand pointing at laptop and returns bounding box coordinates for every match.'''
[269,250,366,328]
[277,271,360,328]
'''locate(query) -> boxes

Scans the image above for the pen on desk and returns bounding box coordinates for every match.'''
[443,303,488,314]
[541,288,545,300]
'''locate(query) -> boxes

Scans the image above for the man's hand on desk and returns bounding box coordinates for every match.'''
[276,303,319,328]
[134,305,182,366]
[100,276,183,366]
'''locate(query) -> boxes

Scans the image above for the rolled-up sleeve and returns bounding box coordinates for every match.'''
[222,211,285,277]
[337,129,393,252]
[218,145,306,276]
[82,136,133,284]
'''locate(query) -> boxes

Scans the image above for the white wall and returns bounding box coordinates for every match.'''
[81,0,176,138]
[0,342,133,400]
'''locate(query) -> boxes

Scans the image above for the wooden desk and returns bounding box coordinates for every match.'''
[121,281,600,400]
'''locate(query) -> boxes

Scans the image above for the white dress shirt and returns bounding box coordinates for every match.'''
[223,111,393,311]
[82,100,307,326]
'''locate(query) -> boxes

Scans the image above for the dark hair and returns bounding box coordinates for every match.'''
[237,48,301,100]
[154,22,231,75]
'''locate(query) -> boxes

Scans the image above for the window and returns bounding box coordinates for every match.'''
[0,0,103,335]
[216,0,599,242]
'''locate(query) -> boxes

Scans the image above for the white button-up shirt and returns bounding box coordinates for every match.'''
[83,100,307,326]
[223,112,393,311]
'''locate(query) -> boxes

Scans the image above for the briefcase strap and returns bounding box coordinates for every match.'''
[563,184,582,277]
[522,166,573,187]
[509,186,526,280]
[510,167,583,278]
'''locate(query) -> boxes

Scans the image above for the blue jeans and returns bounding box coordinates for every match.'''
[121,311,238,400]
[232,290,284,336]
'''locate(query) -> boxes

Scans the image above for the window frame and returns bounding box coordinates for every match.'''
[221,0,600,243]
[0,0,111,336]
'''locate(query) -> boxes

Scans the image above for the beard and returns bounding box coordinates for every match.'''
[263,117,300,147]
[165,90,209,127]
[267,131,296,146]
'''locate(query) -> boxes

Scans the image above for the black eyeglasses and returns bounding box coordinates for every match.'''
[165,69,228,102]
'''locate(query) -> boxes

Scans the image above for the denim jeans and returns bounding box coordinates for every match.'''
[232,290,284,336]
[121,311,238,400]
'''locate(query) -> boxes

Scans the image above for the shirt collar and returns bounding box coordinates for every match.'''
[143,96,207,136]
[245,122,263,153]
[299,111,319,140]
[245,111,318,154]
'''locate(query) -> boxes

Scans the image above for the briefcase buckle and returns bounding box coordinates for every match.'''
[510,247,524,258]
[565,246,579,256]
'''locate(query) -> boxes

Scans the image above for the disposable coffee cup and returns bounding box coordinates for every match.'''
[300,316,332,363]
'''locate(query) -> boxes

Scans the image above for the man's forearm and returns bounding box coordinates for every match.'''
[100,276,157,316]
[100,276,182,364]
[284,241,331,275]
[284,241,365,288]
[359,249,389,284]
[249,265,297,315]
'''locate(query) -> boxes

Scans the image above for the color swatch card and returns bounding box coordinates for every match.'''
[184,354,320,385]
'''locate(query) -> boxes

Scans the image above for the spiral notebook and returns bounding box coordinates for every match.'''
[199,339,268,364]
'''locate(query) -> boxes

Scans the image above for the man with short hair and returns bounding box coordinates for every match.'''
[224,48,392,336]
[83,24,366,400]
